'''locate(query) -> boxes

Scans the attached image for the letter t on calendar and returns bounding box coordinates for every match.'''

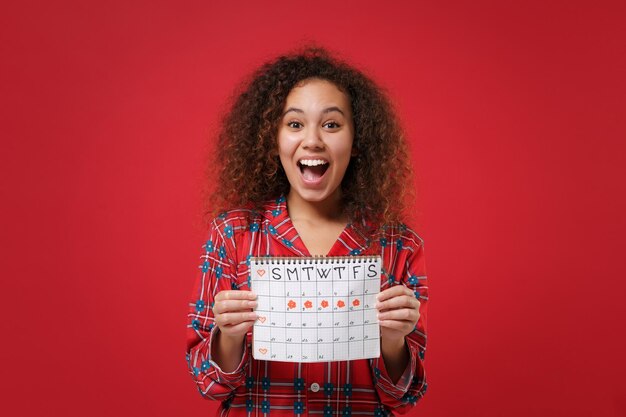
[250,256,381,362]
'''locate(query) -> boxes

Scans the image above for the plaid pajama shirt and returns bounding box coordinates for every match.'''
[186,197,429,416]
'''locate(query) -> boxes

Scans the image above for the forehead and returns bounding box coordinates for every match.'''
[284,78,351,109]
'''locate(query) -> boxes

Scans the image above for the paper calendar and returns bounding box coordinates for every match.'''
[250,256,381,362]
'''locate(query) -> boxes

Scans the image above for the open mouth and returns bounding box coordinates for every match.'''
[298,159,329,182]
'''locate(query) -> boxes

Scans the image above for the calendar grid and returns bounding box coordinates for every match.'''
[251,256,380,363]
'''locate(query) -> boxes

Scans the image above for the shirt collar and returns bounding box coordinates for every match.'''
[261,196,372,256]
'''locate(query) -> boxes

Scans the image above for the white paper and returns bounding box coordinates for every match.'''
[250,256,381,362]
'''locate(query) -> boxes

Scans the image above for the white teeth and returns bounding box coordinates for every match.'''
[299,159,328,167]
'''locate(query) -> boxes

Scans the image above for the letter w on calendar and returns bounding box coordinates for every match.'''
[250,256,381,362]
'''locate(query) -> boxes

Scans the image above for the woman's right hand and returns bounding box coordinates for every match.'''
[212,290,258,343]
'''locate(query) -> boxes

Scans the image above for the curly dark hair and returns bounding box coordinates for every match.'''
[205,47,415,227]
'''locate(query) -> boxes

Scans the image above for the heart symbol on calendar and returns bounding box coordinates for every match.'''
[257,270,266,276]
[259,348,268,355]
[258,316,266,323]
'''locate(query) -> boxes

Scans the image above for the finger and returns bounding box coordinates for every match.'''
[213,299,257,314]
[219,320,255,335]
[215,290,257,302]
[379,319,415,331]
[377,285,414,302]
[377,295,420,312]
[378,308,420,322]
[215,311,258,327]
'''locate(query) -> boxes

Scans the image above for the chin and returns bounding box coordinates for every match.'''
[291,187,340,205]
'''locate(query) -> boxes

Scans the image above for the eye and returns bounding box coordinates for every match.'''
[323,121,341,129]
[287,121,303,129]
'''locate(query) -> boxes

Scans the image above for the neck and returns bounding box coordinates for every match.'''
[286,190,347,224]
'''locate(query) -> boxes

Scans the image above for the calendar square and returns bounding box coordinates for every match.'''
[254,280,270,296]
[301,328,316,344]
[269,311,285,327]
[317,343,333,361]
[254,326,270,342]
[270,342,286,361]
[251,262,269,281]
[333,326,347,343]
[257,295,271,312]
[333,310,349,328]
[285,281,300,297]
[349,324,363,342]
[348,310,364,327]
[256,311,270,327]
[363,294,377,309]
[332,296,348,313]
[348,295,364,311]
[349,341,364,358]
[363,323,379,341]
[316,312,333,327]
[300,281,316,297]
[301,311,316,328]
[316,286,326,297]
[270,296,285,312]
[349,279,364,296]
[285,312,301,328]
[270,326,285,343]
[333,342,349,361]
[285,327,300,344]
[270,280,285,296]
[363,308,377,325]
[333,280,349,296]
[317,327,333,343]
[364,279,379,295]
[301,343,317,362]
[285,342,301,361]
[363,338,380,357]
[255,343,270,359]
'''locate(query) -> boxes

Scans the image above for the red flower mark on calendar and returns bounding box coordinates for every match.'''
[287,300,296,309]
[337,300,345,308]
[352,299,360,307]
[304,300,313,309]
[320,300,329,308]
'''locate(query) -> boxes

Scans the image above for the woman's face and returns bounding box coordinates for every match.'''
[277,78,354,206]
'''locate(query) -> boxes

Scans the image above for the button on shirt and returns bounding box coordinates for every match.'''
[186,198,429,416]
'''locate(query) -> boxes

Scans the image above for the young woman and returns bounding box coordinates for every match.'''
[186,48,428,416]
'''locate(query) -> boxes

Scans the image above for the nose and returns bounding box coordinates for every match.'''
[301,126,324,149]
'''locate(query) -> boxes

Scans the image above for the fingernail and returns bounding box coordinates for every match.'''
[249,292,257,299]
[249,312,258,319]
[248,301,257,307]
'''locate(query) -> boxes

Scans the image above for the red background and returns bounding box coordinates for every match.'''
[2,1,625,416]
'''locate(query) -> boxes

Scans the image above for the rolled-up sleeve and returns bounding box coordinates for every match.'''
[371,237,429,413]
[186,218,248,400]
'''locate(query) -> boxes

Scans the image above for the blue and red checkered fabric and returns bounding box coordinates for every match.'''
[187,197,429,416]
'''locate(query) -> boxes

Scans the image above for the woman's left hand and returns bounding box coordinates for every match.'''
[376,285,421,344]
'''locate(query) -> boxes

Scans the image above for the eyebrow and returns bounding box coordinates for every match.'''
[282,106,346,117]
